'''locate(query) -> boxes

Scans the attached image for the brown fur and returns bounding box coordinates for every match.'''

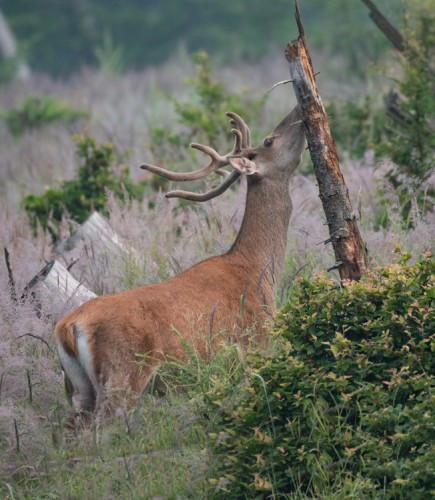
[54,106,306,411]
[56,253,271,394]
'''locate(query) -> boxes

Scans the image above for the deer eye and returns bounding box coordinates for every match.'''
[264,137,274,147]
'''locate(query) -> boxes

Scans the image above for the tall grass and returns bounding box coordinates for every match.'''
[0,54,434,497]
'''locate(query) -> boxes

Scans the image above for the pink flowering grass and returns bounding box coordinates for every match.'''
[0,57,434,478]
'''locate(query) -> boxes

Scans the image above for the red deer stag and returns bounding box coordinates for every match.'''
[55,105,305,414]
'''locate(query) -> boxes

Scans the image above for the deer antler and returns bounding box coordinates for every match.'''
[140,144,228,182]
[226,111,251,150]
[165,170,241,201]
[140,112,251,201]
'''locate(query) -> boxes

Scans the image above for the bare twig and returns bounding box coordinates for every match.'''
[66,258,80,272]
[317,238,332,246]
[26,369,33,403]
[4,247,17,303]
[266,79,293,94]
[16,333,54,354]
[327,261,343,272]
[14,419,20,453]
[295,0,304,37]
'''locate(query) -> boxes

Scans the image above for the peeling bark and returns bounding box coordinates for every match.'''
[285,3,368,281]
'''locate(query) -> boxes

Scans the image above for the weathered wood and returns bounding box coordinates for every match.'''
[285,3,368,281]
[22,260,96,305]
[43,260,97,303]
[63,211,134,257]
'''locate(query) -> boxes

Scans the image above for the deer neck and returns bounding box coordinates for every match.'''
[227,176,292,286]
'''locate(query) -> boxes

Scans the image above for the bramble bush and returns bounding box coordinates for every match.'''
[22,135,146,235]
[208,251,434,498]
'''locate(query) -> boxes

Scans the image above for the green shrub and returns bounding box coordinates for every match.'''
[22,135,146,234]
[208,252,434,498]
[0,95,89,136]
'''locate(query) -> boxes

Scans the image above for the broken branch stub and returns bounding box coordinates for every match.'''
[285,12,368,281]
[360,0,406,53]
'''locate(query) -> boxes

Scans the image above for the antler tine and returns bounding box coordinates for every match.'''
[140,111,251,193]
[226,112,251,150]
[230,128,243,156]
[140,143,228,182]
[165,170,241,202]
[215,168,231,179]
[190,142,226,163]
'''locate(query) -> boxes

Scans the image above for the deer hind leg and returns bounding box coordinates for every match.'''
[56,328,97,415]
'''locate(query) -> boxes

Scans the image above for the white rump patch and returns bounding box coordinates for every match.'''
[56,325,98,410]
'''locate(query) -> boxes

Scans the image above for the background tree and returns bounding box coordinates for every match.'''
[1,0,398,77]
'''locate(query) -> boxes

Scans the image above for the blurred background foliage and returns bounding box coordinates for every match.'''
[0,0,433,226]
[2,0,401,78]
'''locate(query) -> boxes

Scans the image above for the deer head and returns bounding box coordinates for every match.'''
[140,105,304,201]
[55,105,305,418]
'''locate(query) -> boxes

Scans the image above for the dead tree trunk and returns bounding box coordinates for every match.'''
[286,2,368,282]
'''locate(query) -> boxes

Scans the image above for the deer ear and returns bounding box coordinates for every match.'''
[228,157,260,176]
